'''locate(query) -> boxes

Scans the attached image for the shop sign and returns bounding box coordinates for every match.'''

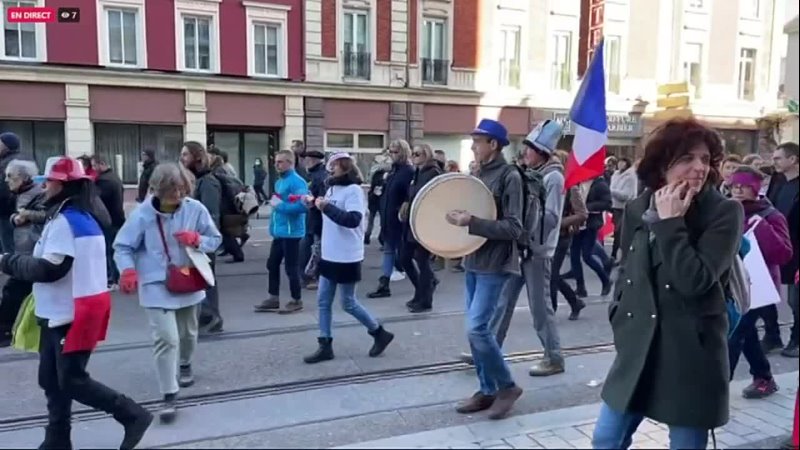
[551,111,643,138]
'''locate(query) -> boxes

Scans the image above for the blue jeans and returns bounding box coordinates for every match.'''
[465,271,515,395]
[381,241,398,278]
[592,402,709,449]
[317,276,379,338]
[570,229,611,290]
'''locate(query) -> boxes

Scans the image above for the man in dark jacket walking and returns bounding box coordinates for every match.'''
[137,149,157,202]
[0,132,29,253]
[92,155,126,288]
[300,150,328,289]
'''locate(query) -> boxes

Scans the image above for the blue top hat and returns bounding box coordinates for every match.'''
[471,119,510,148]
[523,120,563,155]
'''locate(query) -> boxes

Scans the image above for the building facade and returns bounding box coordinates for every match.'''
[0,0,792,186]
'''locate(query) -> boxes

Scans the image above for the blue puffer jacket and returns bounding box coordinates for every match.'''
[271,169,309,239]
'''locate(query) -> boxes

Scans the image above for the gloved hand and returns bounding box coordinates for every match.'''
[269,195,283,208]
[120,269,138,294]
[174,230,201,248]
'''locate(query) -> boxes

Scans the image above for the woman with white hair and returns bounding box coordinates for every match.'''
[114,163,222,423]
[0,159,48,346]
[303,153,394,364]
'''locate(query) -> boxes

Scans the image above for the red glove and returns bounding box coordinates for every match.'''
[120,269,138,294]
[174,230,201,248]
[287,194,303,202]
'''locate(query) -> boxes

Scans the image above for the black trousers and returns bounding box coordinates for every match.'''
[729,308,772,380]
[222,233,244,261]
[267,238,302,300]
[400,242,434,306]
[104,226,120,284]
[758,304,783,345]
[253,184,268,203]
[38,322,141,448]
[0,277,32,333]
[199,253,221,325]
[551,238,580,312]
[611,208,624,260]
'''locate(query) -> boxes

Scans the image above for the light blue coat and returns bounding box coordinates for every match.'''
[271,169,309,239]
[113,196,222,309]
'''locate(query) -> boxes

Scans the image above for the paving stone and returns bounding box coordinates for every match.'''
[501,435,538,449]
[716,432,747,447]
[483,446,513,449]
[530,436,573,449]
[576,423,597,439]
[721,420,757,436]
[630,440,660,449]
[527,430,555,440]
[567,437,593,449]
[476,439,506,448]
[550,426,586,441]
[742,405,794,428]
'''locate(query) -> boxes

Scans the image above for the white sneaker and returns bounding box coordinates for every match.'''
[390,270,406,282]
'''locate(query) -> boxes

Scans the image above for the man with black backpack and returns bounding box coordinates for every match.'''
[489,120,567,377]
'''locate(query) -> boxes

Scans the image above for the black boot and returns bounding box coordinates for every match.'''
[304,337,334,364]
[112,395,153,450]
[368,326,394,357]
[367,276,391,299]
[39,426,72,450]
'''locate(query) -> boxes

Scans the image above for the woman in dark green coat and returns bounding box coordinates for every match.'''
[592,118,744,449]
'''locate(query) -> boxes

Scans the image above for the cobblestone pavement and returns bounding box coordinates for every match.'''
[339,371,798,449]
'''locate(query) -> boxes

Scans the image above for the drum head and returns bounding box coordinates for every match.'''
[410,173,496,259]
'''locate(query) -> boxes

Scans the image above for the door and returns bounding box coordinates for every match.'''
[207,129,280,192]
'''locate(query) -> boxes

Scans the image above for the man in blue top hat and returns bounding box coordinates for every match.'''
[445,118,524,420]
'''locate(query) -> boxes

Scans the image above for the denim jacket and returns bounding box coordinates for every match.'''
[113,196,222,308]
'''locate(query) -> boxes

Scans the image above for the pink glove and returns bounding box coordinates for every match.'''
[174,230,201,248]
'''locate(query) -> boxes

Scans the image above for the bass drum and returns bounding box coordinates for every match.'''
[409,173,497,259]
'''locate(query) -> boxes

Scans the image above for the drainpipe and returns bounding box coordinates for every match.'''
[300,0,306,81]
[405,0,413,142]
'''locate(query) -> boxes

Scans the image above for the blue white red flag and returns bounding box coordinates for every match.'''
[564,38,607,190]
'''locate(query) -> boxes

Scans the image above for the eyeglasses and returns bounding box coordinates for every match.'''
[413,152,423,157]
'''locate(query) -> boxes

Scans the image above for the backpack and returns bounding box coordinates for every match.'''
[504,165,547,255]
[214,172,258,216]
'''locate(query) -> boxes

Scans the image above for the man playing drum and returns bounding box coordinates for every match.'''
[445,119,524,420]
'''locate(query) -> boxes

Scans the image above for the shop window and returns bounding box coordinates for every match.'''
[325,131,386,180]
[94,123,183,183]
[0,120,64,171]
[717,129,757,156]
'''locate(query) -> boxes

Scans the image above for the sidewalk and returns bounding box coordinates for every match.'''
[338,371,798,449]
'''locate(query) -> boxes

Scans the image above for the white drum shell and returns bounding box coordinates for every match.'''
[409,173,497,259]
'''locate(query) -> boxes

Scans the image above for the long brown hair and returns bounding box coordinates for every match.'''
[183,141,210,171]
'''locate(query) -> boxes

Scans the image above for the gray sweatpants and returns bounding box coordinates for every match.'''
[145,305,199,395]
[491,257,564,365]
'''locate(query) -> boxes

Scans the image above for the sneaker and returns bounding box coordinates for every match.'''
[279,300,303,314]
[458,352,474,365]
[568,299,586,321]
[487,385,523,420]
[107,283,119,291]
[305,280,319,290]
[159,393,177,424]
[781,341,799,358]
[451,264,465,273]
[742,377,779,399]
[0,331,11,348]
[198,316,223,336]
[254,297,280,312]
[178,365,194,388]
[528,360,566,377]
[390,270,406,282]
[455,391,495,414]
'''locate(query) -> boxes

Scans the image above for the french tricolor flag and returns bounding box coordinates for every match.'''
[62,209,112,353]
[564,39,607,190]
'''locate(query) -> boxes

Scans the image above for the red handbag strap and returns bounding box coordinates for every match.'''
[156,216,172,263]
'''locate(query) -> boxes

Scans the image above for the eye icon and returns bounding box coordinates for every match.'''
[60,11,71,19]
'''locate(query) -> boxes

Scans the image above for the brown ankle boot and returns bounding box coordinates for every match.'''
[487,385,523,420]
[455,392,495,414]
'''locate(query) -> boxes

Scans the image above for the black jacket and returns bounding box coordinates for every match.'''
[95,168,126,229]
[585,176,612,230]
[404,163,442,243]
[380,163,414,245]
[368,168,387,211]
[0,149,31,216]
[766,173,799,283]
[253,165,267,186]
[137,159,157,202]
[306,162,329,236]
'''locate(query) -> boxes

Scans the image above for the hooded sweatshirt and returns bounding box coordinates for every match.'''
[530,159,565,258]
[610,167,638,209]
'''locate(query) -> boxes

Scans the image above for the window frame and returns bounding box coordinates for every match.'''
[324,131,386,154]
[341,9,372,80]
[244,1,290,79]
[498,25,521,89]
[96,0,147,68]
[604,35,622,94]
[549,30,573,92]
[685,0,709,12]
[421,16,448,85]
[682,41,704,98]
[737,47,757,101]
[174,0,221,74]
[739,0,760,19]
[1,0,47,62]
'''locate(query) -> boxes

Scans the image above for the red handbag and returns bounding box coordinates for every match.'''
[156,216,209,294]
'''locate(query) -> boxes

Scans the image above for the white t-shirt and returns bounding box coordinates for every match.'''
[320,184,366,263]
[32,214,76,327]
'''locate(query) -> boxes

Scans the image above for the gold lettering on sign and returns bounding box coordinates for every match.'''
[588,0,604,69]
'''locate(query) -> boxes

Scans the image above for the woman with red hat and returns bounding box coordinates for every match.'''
[0,156,152,450]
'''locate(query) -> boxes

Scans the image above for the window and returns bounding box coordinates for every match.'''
[682,42,703,98]
[740,0,760,19]
[421,18,447,85]
[94,123,183,183]
[1,0,44,60]
[175,0,219,73]
[737,48,757,101]
[604,35,621,94]
[550,31,573,91]
[687,0,706,9]
[343,10,370,79]
[245,2,289,78]
[498,27,520,88]
[325,132,385,177]
[97,0,145,67]
[0,120,64,170]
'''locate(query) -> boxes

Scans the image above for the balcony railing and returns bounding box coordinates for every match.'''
[498,59,520,88]
[343,50,371,79]
[422,58,449,85]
